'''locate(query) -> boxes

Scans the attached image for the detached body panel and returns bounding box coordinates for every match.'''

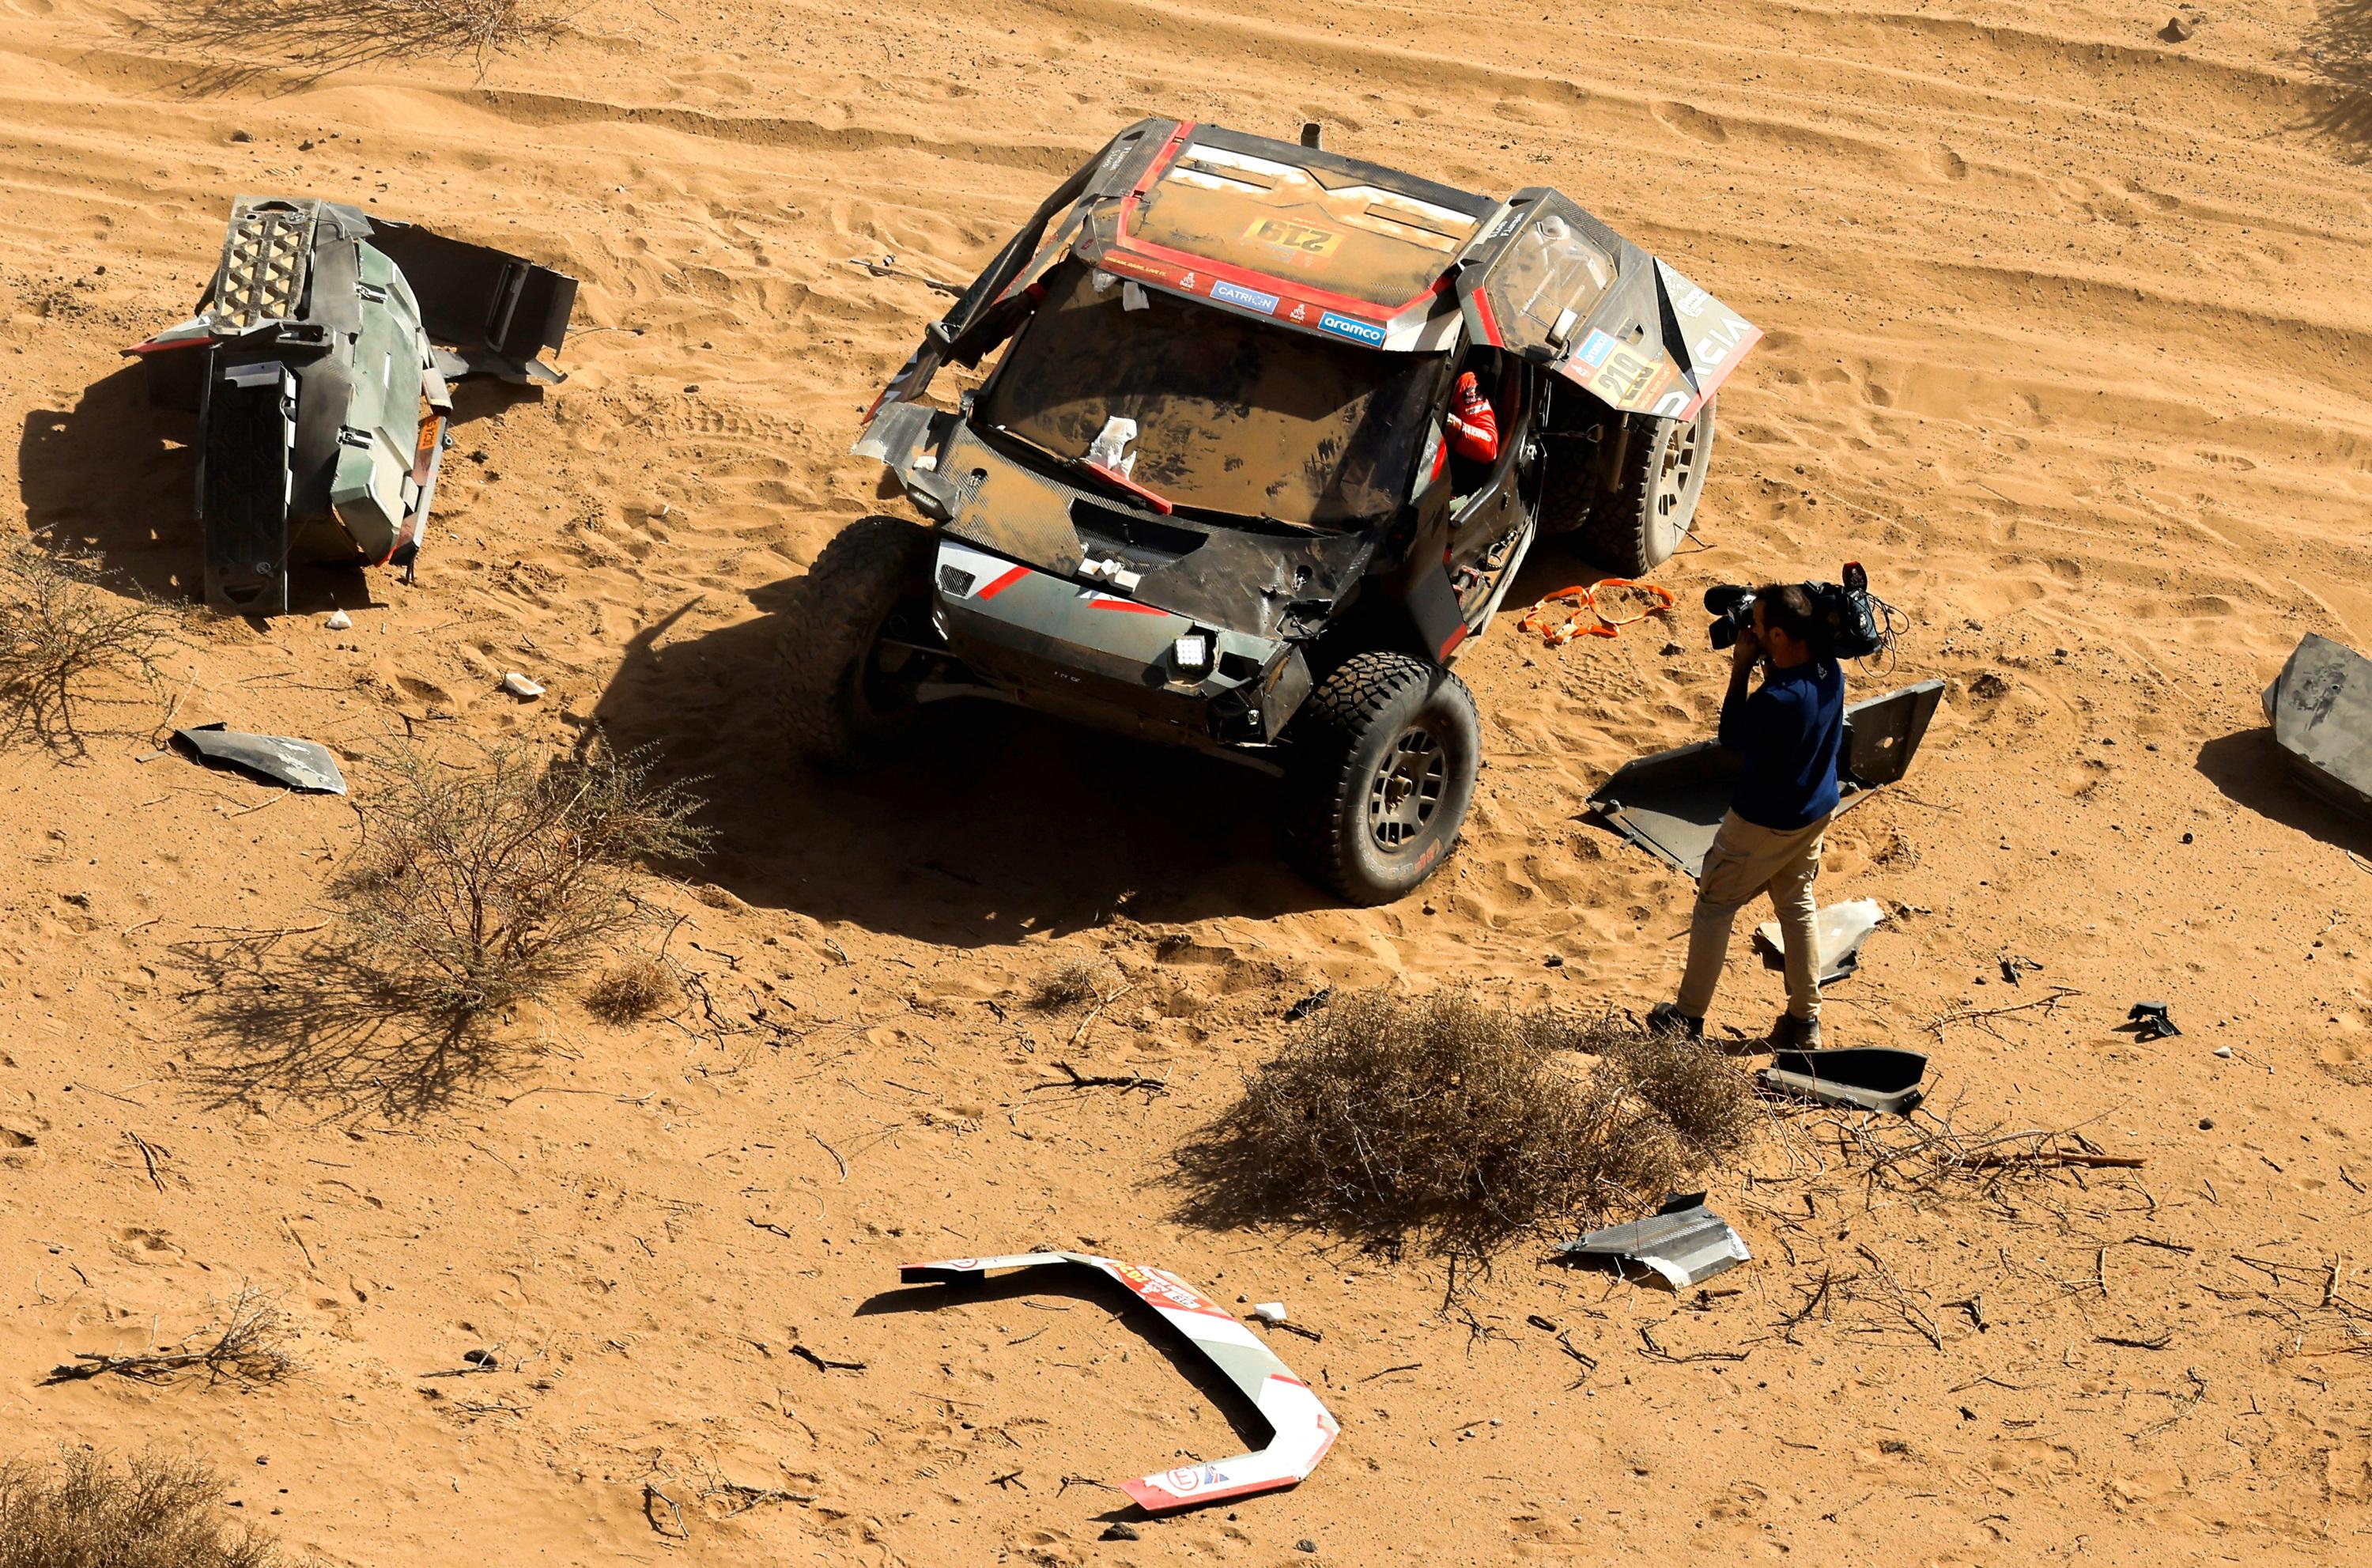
[899,1251,1338,1511]
[129,196,576,614]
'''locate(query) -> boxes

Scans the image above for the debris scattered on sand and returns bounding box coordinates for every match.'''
[500,671,545,700]
[1560,1195,1750,1289]
[172,724,346,794]
[1754,898,1887,984]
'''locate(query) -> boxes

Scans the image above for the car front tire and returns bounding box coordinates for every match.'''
[1288,650,1481,905]
[778,515,938,769]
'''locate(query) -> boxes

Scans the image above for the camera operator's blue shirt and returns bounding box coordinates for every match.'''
[1720,659,1845,830]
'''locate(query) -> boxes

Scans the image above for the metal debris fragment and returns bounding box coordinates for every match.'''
[172,724,346,794]
[1559,1194,1750,1289]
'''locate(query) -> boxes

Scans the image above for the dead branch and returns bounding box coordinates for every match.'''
[1028,1060,1169,1096]
[789,1344,865,1373]
[47,1286,299,1387]
[701,1479,815,1515]
[1922,986,2082,1040]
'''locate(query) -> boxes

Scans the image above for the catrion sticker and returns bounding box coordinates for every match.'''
[1210,278,1281,315]
[1316,311,1387,346]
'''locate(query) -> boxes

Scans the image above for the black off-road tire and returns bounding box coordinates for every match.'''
[779,514,937,769]
[1287,650,1481,905]
[1567,397,1717,576]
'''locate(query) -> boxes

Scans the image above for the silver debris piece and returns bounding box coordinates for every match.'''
[1560,1194,1749,1288]
[1754,897,1888,984]
[1758,1046,1928,1115]
[172,723,347,794]
[2261,633,2371,821]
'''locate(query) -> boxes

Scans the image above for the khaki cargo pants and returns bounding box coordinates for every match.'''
[1675,810,1830,1023]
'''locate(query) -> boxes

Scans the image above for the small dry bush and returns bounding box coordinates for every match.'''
[332,739,708,1019]
[0,1447,303,1568]
[1030,954,1120,1011]
[145,0,561,77]
[0,542,177,754]
[1180,990,1755,1260]
[585,954,677,1023]
[45,1286,300,1389]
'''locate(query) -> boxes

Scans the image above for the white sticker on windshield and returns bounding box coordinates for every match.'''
[1087,416,1139,478]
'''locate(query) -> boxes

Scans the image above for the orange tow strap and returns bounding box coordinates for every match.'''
[1519,579,1675,645]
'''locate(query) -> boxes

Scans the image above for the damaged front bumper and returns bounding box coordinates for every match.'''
[927,538,1312,755]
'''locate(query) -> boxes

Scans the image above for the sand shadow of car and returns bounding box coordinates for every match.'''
[17,362,543,612]
[590,579,1340,945]
[2195,727,2372,860]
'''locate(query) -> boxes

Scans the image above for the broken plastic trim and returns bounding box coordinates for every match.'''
[1754,897,1887,985]
[1758,1046,1928,1115]
[172,724,346,794]
[1558,1195,1750,1289]
[898,1252,1338,1511]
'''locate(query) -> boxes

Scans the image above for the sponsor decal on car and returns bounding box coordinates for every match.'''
[1210,278,1281,315]
[1244,217,1342,255]
[1316,311,1386,346]
[1576,327,1617,368]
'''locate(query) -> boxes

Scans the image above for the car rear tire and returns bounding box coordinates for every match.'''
[1288,651,1480,905]
[779,514,938,769]
[1570,398,1717,576]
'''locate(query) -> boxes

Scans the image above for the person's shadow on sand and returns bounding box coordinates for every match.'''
[590,579,1339,946]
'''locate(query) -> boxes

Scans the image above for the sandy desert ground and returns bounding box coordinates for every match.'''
[2,0,2371,1562]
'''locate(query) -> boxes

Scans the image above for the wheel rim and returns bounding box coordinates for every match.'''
[1367,721,1448,853]
[1652,412,1705,525]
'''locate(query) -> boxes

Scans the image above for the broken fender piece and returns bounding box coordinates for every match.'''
[1758,1046,1928,1115]
[172,724,346,794]
[900,1252,1337,1511]
[1559,1195,1750,1288]
[1588,681,1943,878]
[2261,633,2372,821]
[1754,898,1888,984]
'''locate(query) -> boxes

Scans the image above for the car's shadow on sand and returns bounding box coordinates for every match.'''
[591,580,1342,945]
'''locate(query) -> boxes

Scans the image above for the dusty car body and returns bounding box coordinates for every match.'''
[785,120,1760,900]
[129,196,576,614]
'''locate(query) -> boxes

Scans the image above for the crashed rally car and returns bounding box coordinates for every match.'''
[129,196,577,614]
[784,119,1758,901]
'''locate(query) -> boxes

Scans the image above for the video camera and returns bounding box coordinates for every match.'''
[1705,562,1894,661]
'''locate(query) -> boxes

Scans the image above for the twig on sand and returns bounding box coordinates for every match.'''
[1923,987,2082,1040]
[806,1128,848,1182]
[789,1343,865,1373]
[1028,1060,1169,1096]
[125,1131,168,1192]
[1069,983,1137,1048]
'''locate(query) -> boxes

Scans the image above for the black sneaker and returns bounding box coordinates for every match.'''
[1647,1003,1705,1041]
[1769,1011,1823,1051]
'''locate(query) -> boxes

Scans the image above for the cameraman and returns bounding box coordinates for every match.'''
[1651,584,1844,1050]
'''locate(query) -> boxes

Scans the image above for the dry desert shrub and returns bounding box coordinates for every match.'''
[585,953,678,1023]
[1179,990,1755,1261]
[43,1287,299,1389]
[0,1446,303,1568]
[1029,954,1122,1011]
[332,739,709,1019]
[0,541,177,754]
[145,0,561,77]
